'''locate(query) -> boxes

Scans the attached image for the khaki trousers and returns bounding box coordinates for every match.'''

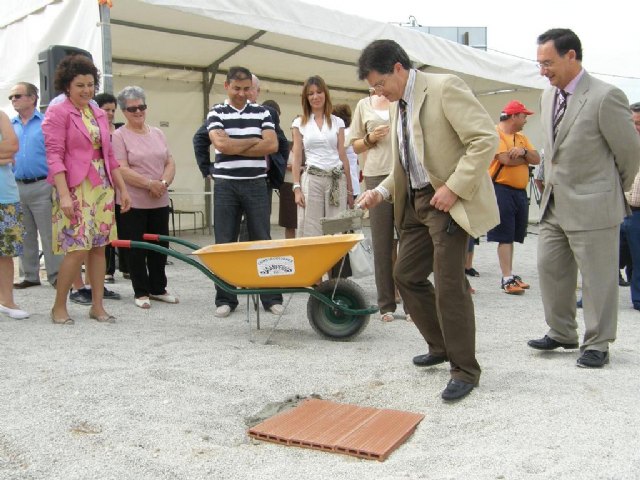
[297,170,346,238]
[394,187,480,384]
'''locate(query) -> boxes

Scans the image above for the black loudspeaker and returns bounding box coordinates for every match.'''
[38,45,93,110]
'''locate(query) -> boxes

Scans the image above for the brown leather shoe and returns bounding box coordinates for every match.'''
[13,280,41,289]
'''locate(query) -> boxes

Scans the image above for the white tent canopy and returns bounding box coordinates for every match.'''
[1,0,546,223]
[106,0,546,96]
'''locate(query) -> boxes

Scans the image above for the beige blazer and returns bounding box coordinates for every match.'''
[538,71,640,231]
[380,71,499,238]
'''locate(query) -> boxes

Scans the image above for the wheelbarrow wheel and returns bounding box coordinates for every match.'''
[307,279,370,341]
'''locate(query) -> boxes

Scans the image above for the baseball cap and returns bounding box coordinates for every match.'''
[502,100,534,116]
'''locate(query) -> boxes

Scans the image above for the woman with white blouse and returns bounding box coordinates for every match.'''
[291,76,353,238]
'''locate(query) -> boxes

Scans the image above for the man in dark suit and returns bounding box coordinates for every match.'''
[528,29,640,368]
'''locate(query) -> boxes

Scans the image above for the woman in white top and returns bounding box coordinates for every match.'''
[348,91,400,321]
[292,76,353,238]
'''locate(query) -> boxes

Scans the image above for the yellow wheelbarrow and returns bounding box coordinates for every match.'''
[111,233,377,340]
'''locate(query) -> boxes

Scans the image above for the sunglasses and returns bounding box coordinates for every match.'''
[124,104,148,113]
[8,94,28,101]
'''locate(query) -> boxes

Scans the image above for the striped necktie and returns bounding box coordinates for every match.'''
[398,99,413,200]
[553,89,568,141]
[399,99,413,194]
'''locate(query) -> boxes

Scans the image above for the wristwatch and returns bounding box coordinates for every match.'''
[161,179,168,187]
[292,183,301,191]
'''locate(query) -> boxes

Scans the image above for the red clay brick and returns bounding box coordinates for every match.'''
[248,398,424,461]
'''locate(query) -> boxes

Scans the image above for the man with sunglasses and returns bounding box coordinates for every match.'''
[9,82,62,289]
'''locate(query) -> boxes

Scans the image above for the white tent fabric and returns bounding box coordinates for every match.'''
[0,0,102,104]
[107,0,546,95]
[1,0,546,225]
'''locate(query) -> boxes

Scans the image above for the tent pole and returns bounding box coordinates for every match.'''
[99,3,113,94]
[202,68,217,234]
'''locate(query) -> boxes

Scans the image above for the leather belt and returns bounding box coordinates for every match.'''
[16,176,47,184]
[411,183,434,194]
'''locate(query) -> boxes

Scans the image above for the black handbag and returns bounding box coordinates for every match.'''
[267,152,286,189]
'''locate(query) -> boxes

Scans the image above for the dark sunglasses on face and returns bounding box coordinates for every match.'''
[125,104,147,113]
[8,94,27,100]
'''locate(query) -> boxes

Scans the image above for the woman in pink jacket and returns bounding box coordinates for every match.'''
[42,55,131,325]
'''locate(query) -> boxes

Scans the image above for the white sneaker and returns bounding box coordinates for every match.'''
[268,304,285,315]
[215,305,232,318]
[0,304,30,320]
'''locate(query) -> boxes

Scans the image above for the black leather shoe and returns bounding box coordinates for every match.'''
[441,379,476,401]
[13,280,41,289]
[527,335,579,350]
[577,350,609,368]
[412,353,448,367]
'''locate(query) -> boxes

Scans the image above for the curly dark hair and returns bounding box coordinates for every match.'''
[53,54,100,95]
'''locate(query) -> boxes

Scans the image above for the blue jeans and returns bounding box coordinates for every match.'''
[213,178,282,309]
[622,211,640,308]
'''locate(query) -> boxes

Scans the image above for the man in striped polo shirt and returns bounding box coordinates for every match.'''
[207,66,284,318]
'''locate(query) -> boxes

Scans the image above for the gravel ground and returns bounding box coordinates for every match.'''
[1,224,639,479]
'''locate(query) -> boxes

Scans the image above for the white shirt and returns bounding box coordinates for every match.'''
[292,114,345,170]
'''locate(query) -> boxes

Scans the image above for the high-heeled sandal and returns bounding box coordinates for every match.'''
[50,310,74,325]
[89,309,116,324]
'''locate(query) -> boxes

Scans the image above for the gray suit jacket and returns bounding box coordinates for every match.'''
[538,71,640,231]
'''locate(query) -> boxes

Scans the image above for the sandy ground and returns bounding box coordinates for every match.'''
[1,223,639,480]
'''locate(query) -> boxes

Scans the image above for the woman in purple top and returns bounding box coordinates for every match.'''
[112,86,177,309]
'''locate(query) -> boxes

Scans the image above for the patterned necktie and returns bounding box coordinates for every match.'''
[553,89,568,141]
[399,99,413,193]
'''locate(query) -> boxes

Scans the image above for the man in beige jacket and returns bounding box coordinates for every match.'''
[357,39,499,401]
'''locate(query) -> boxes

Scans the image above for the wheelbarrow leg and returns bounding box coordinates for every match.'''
[254,294,260,330]
[246,294,261,343]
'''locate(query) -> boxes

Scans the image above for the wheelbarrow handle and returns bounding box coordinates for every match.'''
[111,239,131,249]
[139,233,201,251]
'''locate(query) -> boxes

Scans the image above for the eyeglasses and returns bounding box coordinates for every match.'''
[536,60,555,70]
[8,94,27,101]
[631,102,640,113]
[371,74,391,93]
[125,104,147,113]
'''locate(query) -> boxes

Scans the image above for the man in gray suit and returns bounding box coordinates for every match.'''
[528,29,640,368]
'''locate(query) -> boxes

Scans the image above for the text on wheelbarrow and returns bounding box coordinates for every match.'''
[257,256,296,277]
